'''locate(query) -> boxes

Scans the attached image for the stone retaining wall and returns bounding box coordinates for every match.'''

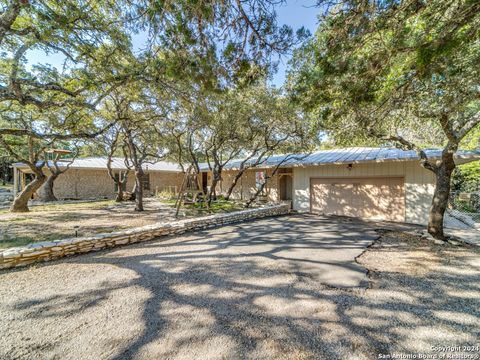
[0,203,290,270]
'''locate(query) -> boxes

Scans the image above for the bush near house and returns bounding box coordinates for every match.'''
[452,162,480,193]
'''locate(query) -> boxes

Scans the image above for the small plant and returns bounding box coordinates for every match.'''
[155,189,178,200]
[470,193,480,212]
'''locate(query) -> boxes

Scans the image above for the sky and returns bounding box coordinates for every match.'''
[25,1,319,88]
[273,0,319,86]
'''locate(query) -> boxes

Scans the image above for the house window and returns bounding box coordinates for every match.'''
[141,173,150,191]
[255,171,265,190]
[114,173,127,192]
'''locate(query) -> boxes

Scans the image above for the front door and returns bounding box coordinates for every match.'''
[202,172,208,193]
[279,175,292,200]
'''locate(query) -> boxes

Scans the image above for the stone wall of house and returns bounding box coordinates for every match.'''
[52,169,115,199]
[0,204,290,270]
[50,169,183,200]
[149,172,184,196]
[216,169,279,202]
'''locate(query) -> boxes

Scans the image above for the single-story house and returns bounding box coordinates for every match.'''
[12,157,184,200]
[200,147,480,225]
[12,147,479,225]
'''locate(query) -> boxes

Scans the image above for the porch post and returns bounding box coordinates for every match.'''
[20,172,26,191]
[13,165,18,197]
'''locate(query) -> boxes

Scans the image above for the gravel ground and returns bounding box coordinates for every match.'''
[0,217,479,360]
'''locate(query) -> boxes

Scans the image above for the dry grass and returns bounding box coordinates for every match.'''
[0,198,179,249]
[0,197,249,249]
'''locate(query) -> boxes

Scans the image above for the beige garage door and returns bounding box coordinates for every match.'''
[310,177,405,222]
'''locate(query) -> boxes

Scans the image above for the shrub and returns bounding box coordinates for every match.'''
[471,193,480,212]
[452,162,480,193]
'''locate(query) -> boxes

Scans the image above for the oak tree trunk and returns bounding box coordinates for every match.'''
[224,152,269,201]
[245,182,266,208]
[224,169,246,201]
[37,174,58,202]
[134,169,144,211]
[207,170,221,207]
[115,174,127,202]
[10,174,46,212]
[115,186,124,202]
[427,151,456,240]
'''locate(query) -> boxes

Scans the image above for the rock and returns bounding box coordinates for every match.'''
[2,250,21,259]
[122,192,135,201]
[447,239,462,246]
[20,250,50,258]
[114,239,129,245]
[0,262,16,269]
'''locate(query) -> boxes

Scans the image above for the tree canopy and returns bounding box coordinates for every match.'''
[1,0,307,212]
[288,0,479,151]
[2,0,476,240]
[287,0,480,239]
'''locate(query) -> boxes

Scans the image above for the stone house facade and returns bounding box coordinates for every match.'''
[213,168,291,203]
[13,157,184,200]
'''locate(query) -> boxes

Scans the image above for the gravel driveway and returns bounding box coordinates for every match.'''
[0,215,478,359]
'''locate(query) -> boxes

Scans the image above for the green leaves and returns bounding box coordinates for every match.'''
[288,0,480,149]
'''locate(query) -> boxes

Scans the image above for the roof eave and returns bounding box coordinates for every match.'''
[218,154,480,171]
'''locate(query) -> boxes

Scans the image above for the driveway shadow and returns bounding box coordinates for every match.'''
[3,215,479,359]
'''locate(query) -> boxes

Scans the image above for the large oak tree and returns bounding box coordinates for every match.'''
[1,0,305,212]
[288,0,480,240]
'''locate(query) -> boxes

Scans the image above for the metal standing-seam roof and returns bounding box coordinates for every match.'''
[14,157,183,172]
[199,147,480,171]
[14,148,480,173]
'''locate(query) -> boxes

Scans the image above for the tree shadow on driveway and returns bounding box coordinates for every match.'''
[2,215,479,359]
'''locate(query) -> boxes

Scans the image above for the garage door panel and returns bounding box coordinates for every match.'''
[311,177,405,222]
